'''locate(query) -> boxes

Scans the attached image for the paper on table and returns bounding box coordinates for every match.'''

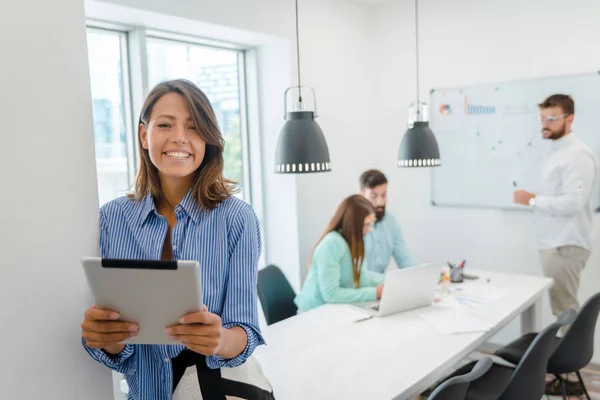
[415,300,498,335]
[449,283,508,304]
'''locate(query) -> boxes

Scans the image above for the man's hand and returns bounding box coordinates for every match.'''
[513,190,535,206]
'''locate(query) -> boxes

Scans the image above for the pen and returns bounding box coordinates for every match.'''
[353,315,374,324]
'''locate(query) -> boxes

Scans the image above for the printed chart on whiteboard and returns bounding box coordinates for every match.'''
[429,71,600,210]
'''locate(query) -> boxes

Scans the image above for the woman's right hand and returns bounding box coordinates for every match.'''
[376,283,384,299]
[81,306,138,355]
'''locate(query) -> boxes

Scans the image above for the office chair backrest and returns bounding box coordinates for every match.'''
[257,265,297,325]
[428,357,493,400]
[499,309,576,400]
[549,291,600,374]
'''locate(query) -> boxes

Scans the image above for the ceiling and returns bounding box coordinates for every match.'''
[346,0,389,7]
[349,0,389,3]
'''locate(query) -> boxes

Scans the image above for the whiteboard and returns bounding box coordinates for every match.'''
[430,71,600,210]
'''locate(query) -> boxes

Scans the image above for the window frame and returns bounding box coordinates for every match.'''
[86,25,136,196]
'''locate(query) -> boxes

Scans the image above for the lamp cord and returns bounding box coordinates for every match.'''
[295,0,302,103]
[415,0,420,115]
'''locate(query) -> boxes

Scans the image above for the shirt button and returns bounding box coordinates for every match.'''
[172,245,177,251]
[175,206,182,212]
[164,358,169,363]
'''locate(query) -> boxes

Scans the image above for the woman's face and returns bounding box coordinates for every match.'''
[139,92,206,185]
[362,213,376,236]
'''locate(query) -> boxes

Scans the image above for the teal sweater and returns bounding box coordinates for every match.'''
[294,231,385,312]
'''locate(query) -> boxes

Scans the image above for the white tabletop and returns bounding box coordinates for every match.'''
[254,269,552,400]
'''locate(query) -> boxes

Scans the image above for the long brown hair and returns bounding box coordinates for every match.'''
[129,79,237,209]
[311,195,375,287]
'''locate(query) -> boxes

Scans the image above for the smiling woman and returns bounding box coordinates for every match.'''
[133,80,236,212]
[80,79,274,400]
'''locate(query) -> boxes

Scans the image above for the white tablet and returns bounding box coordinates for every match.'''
[81,257,203,345]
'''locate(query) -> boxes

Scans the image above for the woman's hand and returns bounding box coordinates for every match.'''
[376,283,384,299]
[166,306,224,356]
[81,306,138,355]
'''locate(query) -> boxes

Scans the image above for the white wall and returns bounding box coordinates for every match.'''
[292,2,378,277]
[0,0,113,398]
[372,0,600,361]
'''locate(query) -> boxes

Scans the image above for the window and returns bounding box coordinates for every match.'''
[86,27,252,206]
[86,28,133,206]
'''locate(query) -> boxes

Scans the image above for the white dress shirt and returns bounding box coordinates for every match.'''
[534,132,599,251]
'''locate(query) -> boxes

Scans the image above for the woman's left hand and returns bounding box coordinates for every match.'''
[166,305,223,356]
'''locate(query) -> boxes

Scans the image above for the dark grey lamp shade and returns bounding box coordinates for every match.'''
[398,121,441,167]
[274,111,331,173]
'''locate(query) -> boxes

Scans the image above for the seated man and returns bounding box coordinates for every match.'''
[359,169,416,277]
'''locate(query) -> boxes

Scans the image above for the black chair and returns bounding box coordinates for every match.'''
[440,309,575,400]
[428,357,493,400]
[257,265,298,325]
[494,291,600,399]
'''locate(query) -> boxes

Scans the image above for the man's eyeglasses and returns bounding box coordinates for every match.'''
[539,113,570,123]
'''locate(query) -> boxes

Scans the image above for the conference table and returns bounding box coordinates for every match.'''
[253,269,553,400]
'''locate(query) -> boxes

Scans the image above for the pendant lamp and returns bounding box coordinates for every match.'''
[398,0,441,168]
[274,0,331,174]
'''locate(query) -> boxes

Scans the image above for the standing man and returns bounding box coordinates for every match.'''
[514,94,598,321]
[359,169,416,277]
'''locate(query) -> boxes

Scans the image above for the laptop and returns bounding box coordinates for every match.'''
[354,262,442,317]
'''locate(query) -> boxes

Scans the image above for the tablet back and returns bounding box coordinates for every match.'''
[81,257,203,345]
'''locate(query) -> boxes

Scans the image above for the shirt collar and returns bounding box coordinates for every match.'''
[178,189,202,224]
[137,189,202,226]
[552,131,576,149]
[374,215,387,225]
[138,193,156,225]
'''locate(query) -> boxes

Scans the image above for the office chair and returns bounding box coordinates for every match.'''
[440,309,575,400]
[257,265,298,325]
[495,292,600,399]
[428,357,493,400]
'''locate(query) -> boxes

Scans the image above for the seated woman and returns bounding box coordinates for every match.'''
[294,194,385,312]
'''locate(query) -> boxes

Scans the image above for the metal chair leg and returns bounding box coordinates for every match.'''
[551,374,568,400]
[575,370,591,400]
[560,375,568,400]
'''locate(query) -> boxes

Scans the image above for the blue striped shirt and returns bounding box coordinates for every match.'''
[82,190,264,400]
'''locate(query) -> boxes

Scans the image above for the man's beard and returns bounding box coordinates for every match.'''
[542,124,567,140]
[375,206,385,221]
